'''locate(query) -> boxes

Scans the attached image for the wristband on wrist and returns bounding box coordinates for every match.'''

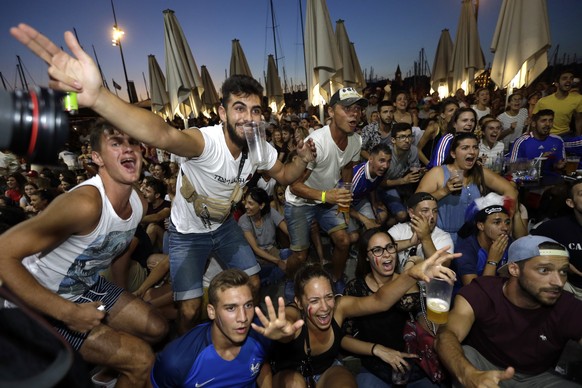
[321,191,326,203]
[486,261,498,266]
[371,343,378,356]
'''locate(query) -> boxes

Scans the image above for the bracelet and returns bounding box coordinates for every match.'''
[371,343,378,356]
[486,261,498,266]
[321,191,326,203]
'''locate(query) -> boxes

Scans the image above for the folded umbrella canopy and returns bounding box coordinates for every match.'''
[200,65,220,115]
[334,19,366,93]
[163,9,204,125]
[229,39,253,78]
[266,54,284,114]
[490,0,551,90]
[431,29,454,97]
[147,54,171,120]
[304,0,343,109]
[449,0,485,94]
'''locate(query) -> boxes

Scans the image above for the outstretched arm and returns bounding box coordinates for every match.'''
[251,296,303,342]
[436,295,515,387]
[337,247,459,320]
[10,24,204,157]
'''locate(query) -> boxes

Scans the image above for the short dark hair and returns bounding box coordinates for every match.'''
[556,68,575,81]
[208,268,251,306]
[369,143,392,156]
[407,192,436,209]
[532,109,554,122]
[378,100,394,110]
[89,118,123,153]
[391,122,412,138]
[145,177,167,198]
[221,75,263,108]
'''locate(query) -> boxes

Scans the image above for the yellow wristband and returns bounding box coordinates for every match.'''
[321,191,326,203]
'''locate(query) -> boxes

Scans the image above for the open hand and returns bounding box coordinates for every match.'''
[296,138,317,164]
[407,246,459,283]
[252,296,303,341]
[10,24,103,108]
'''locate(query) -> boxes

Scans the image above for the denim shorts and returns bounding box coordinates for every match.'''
[284,203,347,251]
[168,217,260,301]
[347,198,376,232]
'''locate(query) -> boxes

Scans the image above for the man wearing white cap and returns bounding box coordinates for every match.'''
[436,235,582,387]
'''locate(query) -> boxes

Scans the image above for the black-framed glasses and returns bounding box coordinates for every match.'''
[368,243,397,257]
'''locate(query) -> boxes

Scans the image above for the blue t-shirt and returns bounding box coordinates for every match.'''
[351,161,382,201]
[509,133,565,173]
[151,321,271,388]
[453,234,509,295]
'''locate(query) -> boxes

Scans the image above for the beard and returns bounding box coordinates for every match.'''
[517,275,562,307]
[226,120,248,149]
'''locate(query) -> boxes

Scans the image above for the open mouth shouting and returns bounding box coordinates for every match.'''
[121,157,137,173]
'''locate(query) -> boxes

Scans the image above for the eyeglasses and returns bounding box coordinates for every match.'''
[340,105,363,115]
[368,243,397,257]
[395,135,413,141]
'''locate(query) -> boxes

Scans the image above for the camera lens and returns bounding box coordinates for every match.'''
[0,87,69,164]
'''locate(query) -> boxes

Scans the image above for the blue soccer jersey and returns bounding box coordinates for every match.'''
[510,133,565,173]
[151,322,270,388]
[351,161,382,201]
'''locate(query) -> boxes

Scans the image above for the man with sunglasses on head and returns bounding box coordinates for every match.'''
[284,87,367,295]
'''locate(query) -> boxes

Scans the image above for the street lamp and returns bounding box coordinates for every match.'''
[110,0,136,102]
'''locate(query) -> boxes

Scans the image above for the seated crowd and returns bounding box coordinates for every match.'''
[2,25,582,387]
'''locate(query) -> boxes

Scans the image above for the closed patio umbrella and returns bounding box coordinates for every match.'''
[229,39,253,78]
[266,54,284,113]
[147,54,171,120]
[304,0,342,120]
[334,19,366,92]
[431,29,454,97]
[490,0,550,91]
[200,65,220,115]
[449,0,485,94]
[163,9,204,126]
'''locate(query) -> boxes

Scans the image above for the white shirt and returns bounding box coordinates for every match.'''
[285,125,361,206]
[388,222,454,270]
[172,124,277,233]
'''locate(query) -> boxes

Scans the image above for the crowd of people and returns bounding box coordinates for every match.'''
[1,23,582,388]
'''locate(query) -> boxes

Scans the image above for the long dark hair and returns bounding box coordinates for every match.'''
[446,107,477,134]
[245,187,271,217]
[294,263,334,300]
[443,133,485,194]
[355,228,395,279]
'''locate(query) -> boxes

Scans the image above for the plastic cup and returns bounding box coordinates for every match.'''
[336,182,352,213]
[243,121,268,165]
[392,366,412,385]
[450,169,463,196]
[425,278,453,324]
[565,156,581,176]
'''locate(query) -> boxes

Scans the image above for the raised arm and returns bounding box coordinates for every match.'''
[436,295,515,387]
[336,247,459,321]
[10,24,204,157]
[266,138,316,185]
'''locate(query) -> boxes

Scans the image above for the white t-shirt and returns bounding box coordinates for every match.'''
[388,222,454,270]
[172,124,278,233]
[257,176,277,197]
[285,125,361,206]
[471,105,491,122]
[497,108,529,150]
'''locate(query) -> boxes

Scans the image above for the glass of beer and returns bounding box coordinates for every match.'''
[336,182,352,213]
[425,278,453,324]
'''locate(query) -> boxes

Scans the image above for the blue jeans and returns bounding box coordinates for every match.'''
[356,366,442,388]
[258,248,291,287]
[168,217,260,301]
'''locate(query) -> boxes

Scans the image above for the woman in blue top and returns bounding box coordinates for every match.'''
[416,133,518,245]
